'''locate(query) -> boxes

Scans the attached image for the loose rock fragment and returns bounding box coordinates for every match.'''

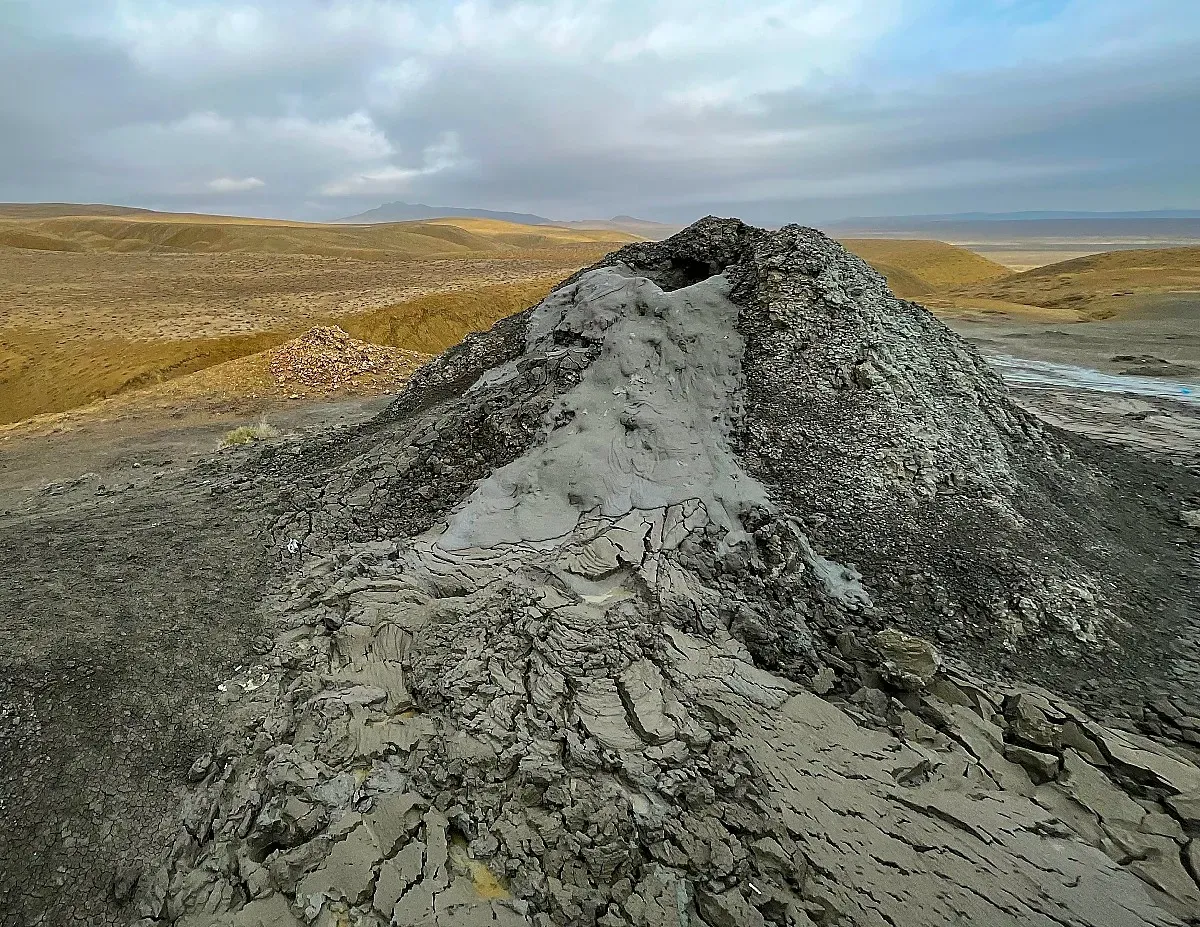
[873,628,941,690]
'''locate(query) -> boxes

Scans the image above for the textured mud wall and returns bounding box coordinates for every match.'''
[2,218,1198,927]
[440,268,765,549]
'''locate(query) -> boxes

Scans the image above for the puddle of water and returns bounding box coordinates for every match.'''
[987,354,1200,406]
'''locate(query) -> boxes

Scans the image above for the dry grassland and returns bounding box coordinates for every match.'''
[0,213,633,423]
[4,207,1196,428]
[948,246,1200,318]
[840,238,1012,297]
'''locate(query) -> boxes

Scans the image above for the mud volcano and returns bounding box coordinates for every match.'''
[2,218,1199,926]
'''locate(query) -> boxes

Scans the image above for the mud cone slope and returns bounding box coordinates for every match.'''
[3,218,1199,926]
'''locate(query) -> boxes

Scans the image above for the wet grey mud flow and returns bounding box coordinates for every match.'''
[2,219,1199,927]
[989,355,1199,406]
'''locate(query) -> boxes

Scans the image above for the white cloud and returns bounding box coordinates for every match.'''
[9,0,1198,219]
[320,133,464,195]
[665,81,765,116]
[172,111,234,135]
[366,60,430,110]
[90,108,399,197]
[207,176,265,193]
[440,0,601,55]
[319,164,426,196]
[605,0,898,72]
[251,111,394,162]
[112,2,269,71]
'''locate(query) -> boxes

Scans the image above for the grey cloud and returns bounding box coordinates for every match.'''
[0,1,1196,222]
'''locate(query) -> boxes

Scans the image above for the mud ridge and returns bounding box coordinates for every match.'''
[2,218,1199,926]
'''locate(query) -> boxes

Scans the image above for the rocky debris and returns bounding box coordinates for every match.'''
[872,628,941,690]
[1141,697,1200,749]
[135,579,1200,926]
[267,326,428,395]
[125,219,1200,927]
[5,219,1200,925]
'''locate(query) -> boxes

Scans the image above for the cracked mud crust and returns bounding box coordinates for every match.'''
[2,218,1199,927]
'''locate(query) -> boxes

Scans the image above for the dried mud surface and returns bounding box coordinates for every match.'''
[2,220,1199,927]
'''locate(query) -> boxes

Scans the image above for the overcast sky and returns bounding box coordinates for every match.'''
[2,0,1197,224]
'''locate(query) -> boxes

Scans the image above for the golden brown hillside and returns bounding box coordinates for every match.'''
[0,257,566,425]
[0,202,166,219]
[840,238,1011,298]
[950,246,1200,317]
[5,203,1193,428]
[0,326,428,434]
[0,208,635,424]
[0,213,635,260]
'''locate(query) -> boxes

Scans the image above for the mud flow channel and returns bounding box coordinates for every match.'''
[988,353,1200,405]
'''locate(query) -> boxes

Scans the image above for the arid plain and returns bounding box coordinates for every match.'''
[0,206,640,424]
[2,207,1200,927]
[1,204,1198,510]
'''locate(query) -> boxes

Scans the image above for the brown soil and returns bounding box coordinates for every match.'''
[949,246,1200,318]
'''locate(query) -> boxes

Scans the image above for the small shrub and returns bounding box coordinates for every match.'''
[219,421,280,448]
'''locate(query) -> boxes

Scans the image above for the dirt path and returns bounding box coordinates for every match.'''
[0,459,271,924]
[0,395,392,515]
[945,291,1200,379]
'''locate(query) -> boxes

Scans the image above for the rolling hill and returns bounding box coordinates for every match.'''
[0,202,167,220]
[337,200,680,240]
[0,214,636,259]
[561,215,681,240]
[839,238,1012,298]
[5,203,1195,427]
[0,209,637,424]
[950,245,1200,317]
[0,223,1033,425]
[337,201,555,225]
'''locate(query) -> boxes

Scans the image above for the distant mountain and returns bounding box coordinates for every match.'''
[337,202,681,240]
[829,209,1200,227]
[562,215,681,240]
[337,201,555,225]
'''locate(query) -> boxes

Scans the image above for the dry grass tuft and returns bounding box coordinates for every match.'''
[219,420,280,448]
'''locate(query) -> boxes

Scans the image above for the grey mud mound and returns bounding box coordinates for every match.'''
[3,218,1199,926]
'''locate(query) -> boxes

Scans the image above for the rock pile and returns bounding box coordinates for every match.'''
[267,326,427,396]
[4,219,1198,926]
